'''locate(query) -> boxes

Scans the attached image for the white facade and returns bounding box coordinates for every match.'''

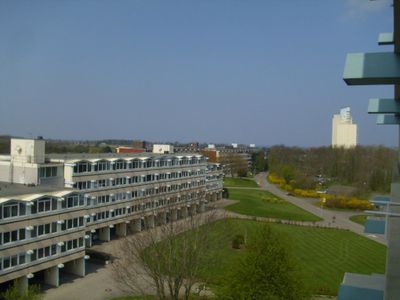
[0,138,224,289]
[152,144,174,154]
[332,107,357,148]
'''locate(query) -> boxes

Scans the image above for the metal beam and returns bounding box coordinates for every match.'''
[378,33,394,45]
[376,114,400,125]
[343,52,400,85]
[368,98,400,114]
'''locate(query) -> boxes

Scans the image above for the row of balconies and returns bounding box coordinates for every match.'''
[72,174,207,192]
[71,160,208,176]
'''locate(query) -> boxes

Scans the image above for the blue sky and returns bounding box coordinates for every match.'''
[0,0,396,146]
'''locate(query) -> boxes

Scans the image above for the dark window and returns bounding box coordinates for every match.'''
[19,229,25,240]
[11,230,18,242]
[19,254,25,264]
[3,232,10,243]
[3,257,10,269]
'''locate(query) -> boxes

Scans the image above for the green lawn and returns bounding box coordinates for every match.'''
[350,215,368,226]
[112,297,156,300]
[196,219,386,296]
[223,177,258,188]
[226,188,321,221]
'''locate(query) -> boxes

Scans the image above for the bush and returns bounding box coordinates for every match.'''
[218,225,310,300]
[231,234,245,249]
[322,196,373,210]
[222,188,230,198]
[268,173,285,185]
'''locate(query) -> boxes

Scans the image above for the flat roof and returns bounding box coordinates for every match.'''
[0,182,72,199]
[47,152,203,162]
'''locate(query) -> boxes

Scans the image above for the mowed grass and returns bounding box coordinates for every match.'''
[196,219,386,296]
[226,188,321,221]
[112,297,156,300]
[350,215,368,225]
[223,177,258,188]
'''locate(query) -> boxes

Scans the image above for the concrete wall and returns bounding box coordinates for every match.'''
[11,139,45,164]
[11,164,39,185]
[0,163,10,182]
[152,144,174,154]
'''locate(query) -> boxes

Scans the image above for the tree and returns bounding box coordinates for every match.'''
[253,150,268,173]
[218,225,310,300]
[281,165,296,184]
[1,283,42,300]
[219,153,248,177]
[112,211,224,300]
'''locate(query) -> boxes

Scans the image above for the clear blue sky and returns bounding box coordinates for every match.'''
[0,0,396,146]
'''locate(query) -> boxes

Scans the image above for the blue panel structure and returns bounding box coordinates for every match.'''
[364,218,385,234]
[372,196,391,203]
[343,52,400,85]
[338,273,384,300]
[338,286,384,300]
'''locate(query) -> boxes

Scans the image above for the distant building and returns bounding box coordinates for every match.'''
[132,140,147,150]
[116,146,145,154]
[332,107,357,148]
[152,144,174,154]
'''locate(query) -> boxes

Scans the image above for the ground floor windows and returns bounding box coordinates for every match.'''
[0,253,26,271]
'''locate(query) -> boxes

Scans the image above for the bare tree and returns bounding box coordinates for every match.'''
[112,209,225,300]
[218,153,248,177]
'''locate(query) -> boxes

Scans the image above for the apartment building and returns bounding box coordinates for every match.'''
[331,107,357,149]
[0,138,224,292]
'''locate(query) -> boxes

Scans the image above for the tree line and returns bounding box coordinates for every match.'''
[268,145,396,194]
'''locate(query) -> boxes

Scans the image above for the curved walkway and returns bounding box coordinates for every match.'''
[252,172,386,245]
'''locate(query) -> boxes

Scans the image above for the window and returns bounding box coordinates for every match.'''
[11,230,18,242]
[3,203,19,218]
[36,197,55,213]
[63,194,84,208]
[97,160,110,171]
[39,166,58,178]
[3,232,10,243]
[3,257,10,269]
[19,254,25,265]
[115,160,127,170]
[74,162,90,173]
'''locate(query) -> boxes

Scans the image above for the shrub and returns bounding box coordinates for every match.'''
[321,196,373,210]
[231,234,245,249]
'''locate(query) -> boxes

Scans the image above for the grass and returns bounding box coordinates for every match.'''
[196,219,386,296]
[223,177,258,188]
[226,188,322,221]
[111,296,156,300]
[350,215,368,226]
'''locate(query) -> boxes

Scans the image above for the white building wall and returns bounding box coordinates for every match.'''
[332,108,357,148]
[0,163,10,182]
[11,139,45,164]
[152,144,174,154]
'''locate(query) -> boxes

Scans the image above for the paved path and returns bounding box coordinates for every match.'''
[253,172,386,245]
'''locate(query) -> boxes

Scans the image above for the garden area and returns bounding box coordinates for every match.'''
[197,219,386,296]
[223,177,258,188]
[349,215,368,226]
[226,188,321,222]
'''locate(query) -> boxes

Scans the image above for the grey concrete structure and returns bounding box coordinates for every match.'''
[338,2,400,299]
[0,138,224,293]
